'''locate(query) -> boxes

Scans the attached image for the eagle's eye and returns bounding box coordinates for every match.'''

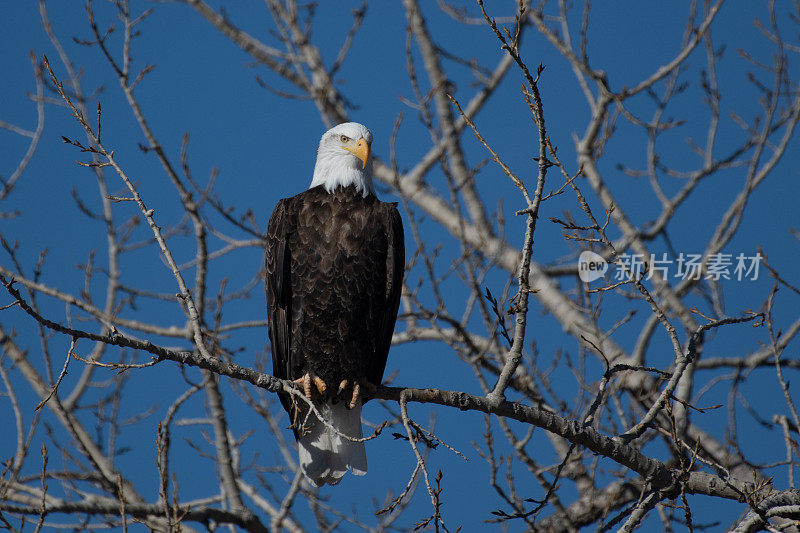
[340,134,350,143]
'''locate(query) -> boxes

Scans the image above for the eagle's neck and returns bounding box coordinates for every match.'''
[309,147,374,197]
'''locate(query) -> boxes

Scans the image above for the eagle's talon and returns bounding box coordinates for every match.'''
[313,375,327,395]
[333,379,377,408]
[293,374,312,399]
[294,373,328,399]
[349,381,361,410]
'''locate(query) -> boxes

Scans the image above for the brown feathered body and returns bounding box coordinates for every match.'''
[265,183,404,485]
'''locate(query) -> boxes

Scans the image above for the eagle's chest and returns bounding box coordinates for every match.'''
[290,200,387,279]
[325,210,379,250]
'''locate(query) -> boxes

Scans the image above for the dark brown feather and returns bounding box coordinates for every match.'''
[265,184,404,435]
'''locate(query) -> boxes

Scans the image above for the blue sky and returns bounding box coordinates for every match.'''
[1,1,799,530]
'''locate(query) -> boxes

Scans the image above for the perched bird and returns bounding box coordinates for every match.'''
[265,122,405,486]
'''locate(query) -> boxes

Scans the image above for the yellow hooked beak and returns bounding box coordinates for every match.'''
[343,137,371,169]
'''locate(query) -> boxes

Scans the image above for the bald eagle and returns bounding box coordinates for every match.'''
[266,122,404,486]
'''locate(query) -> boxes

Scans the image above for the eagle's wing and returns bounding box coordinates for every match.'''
[368,204,404,386]
[266,199,294,418]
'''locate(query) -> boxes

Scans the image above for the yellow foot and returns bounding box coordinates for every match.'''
[293,373,327,399]
[337,379,377,409]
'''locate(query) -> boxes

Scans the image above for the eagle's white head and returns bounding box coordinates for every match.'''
[310,122,374,197]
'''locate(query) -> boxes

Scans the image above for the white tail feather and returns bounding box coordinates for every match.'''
[297,402,367,487]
